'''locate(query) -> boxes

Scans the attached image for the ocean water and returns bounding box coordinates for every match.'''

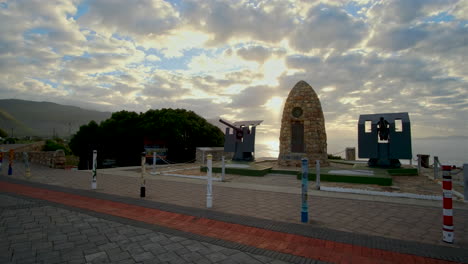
[256,137,468,167]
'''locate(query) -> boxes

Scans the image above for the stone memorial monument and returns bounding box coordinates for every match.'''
[278,81,328,167]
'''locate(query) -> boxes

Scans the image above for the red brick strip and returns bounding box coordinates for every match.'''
[0,181,458,264]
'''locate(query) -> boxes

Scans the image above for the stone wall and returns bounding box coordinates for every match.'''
[278,81,329,167]
[3,150,67,169]
[196,147,234,164]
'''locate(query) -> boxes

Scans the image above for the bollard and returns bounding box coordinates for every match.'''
[23,152,31,178]
[150,152,157,175]
[434,156,439,179]
[301,158,309,223]
[91,150,97,189]
[442,165,454,243]
[464,164,468,202]
[417,155,421,175]
[316,160,321,190]
[206,154,213,208]
[221,156,225,182]
[8,149,14,175]
[0,151,3,173]
[140,152,146,198]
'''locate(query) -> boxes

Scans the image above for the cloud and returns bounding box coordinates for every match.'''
[0,0,467,149]
[289,4,368,52]
[78,0,180,37]
[368,26,428,51]
[236,45,285,63]
[180,0,296,45]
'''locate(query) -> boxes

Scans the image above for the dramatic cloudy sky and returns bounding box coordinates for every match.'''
[1,0,467,157]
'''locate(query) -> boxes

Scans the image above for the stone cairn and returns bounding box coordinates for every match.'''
[278,80,329,167]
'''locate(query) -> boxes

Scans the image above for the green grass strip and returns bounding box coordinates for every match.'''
[296,173,392,186]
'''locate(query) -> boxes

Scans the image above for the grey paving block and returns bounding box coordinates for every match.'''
[205,252,229,262]
[84,251,107,263]
[109,251,131,262]
[157,252,184,263]
[131,251,154,262]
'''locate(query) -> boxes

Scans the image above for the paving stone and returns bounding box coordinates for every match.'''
[205,252,229,262]
[109,251,131,262]
[84,251,107,263]
[163,242,184,251]
[131,251,154,262]
[180,252,206,262]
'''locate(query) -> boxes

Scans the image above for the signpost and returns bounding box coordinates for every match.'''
[206,154,213,208]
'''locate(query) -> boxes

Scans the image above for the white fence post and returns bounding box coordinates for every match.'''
[150,151,157,175]
[221,156,225,182]
[464,164,468,201]
[91,150,97,189]
[140,152,146,197]
[206,154,213,208]
[23,152,31,178]
[434,156,439,179]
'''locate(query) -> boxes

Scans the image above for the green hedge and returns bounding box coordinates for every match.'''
[296,173,392,186]
[200,166,270,176]
[387,168,418,176]
[269,169,298,175]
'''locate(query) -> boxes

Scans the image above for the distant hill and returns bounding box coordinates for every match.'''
[0,99,111,138]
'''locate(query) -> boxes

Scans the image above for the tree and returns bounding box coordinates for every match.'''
[69,109,224,169]
[0,128,7,138]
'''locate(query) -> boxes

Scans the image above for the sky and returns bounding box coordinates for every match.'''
[0,0,467,158]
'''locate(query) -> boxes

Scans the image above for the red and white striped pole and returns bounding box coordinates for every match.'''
[442,165,454,243]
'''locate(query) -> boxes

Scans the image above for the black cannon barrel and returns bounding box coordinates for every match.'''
[219,119,241,131]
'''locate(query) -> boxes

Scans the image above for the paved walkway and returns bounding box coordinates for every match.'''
[0,191,291,264]
[1,163,468,263]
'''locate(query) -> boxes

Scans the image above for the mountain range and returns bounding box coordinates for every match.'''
[0,99,111,138]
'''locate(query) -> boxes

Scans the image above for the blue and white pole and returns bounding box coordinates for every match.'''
[301,157,309,223]
[206,154,213,208]
[91,150,97,189]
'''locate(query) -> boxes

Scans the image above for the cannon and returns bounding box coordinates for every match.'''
[219,119,262,161]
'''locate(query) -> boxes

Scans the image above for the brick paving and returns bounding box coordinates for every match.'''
[1,163,468,263]
[6,163,467,248]
[0,192,295,264]
[1,182,467,263]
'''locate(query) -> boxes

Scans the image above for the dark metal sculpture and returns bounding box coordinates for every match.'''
[358,113,412,168]
[219,119,262,161]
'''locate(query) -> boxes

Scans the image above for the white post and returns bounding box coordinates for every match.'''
[91,150,97,189]
[150,151,157,175]
[316,160,320,190]
[23,152,31,178]
[206,154,213,208]
[434,156,439,179]
[464,164,468,201]
[417,155,422,175]
[140,152,146,197]
[221,156,225,182]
